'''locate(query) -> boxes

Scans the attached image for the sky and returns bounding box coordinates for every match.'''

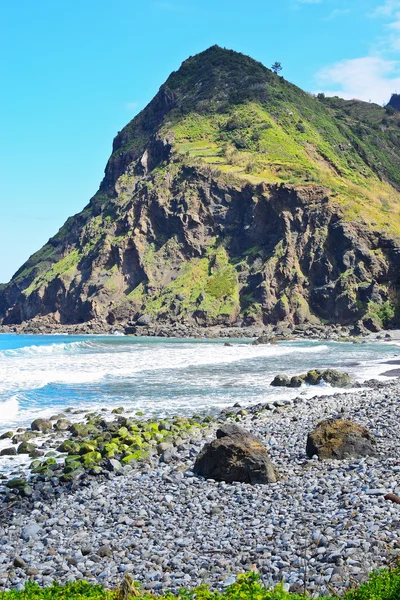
[1,0,400,282]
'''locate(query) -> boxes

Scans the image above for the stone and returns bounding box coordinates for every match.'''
[106,459,122,472]
[6,478,26,489]
[0,447,17,456]
[384,493,400,504]
[21,524,41,541]
[17,441,37,455]
[193,423,278,484]
[13,557,26,568]
[306,419,377,460]
[270,374,291,387]
[290,375,304,388]
[31,418,53,433]
[98,545,113,558]
[54,419,71,431]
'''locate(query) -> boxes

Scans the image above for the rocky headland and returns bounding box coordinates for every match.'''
[1,47,400,335]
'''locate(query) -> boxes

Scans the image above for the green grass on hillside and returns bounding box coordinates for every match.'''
[164,97,400,236]
[3,569,400,600]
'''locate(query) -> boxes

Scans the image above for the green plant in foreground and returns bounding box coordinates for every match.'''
[3,568,400,600]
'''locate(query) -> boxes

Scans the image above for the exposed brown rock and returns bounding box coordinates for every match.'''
[193,423,278,484]
[306,419,377,460]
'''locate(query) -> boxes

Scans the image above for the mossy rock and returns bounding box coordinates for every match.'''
[30,459,42,470]
[320,369,351,387]
[60,469,84,482]
[79,442,97,455]
[69,423,100,437]
[13,431,37,444]
[145,422,160,434]
[6,478,27,489]
[31,465,52,475]
[124,434,142,447]
[17,442,37,455]
[65,454,82,464]
[64,461,82,474]
[122,449,149,464]
[306,418,378,459]
[57,440,81,454]
[81,451,102,468]
[305,370,322,385]
[117,426,129,439]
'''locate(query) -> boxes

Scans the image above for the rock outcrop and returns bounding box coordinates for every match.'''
[193,423,278,484]
[271,369,351,388]
[306,418,377,459]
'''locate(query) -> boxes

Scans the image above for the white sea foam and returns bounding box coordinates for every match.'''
[0,396,19,423]
[0,335,398,431]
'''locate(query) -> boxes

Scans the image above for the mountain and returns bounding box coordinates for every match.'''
[2,45,400,332]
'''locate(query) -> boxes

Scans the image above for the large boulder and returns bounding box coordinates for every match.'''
[306,419,377,460]
[193,424,278,484]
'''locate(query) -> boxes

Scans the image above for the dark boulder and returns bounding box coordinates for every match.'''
[31,418,53,433]
[289,375,304,388]
[0,447,17,456]
[193,423,278,484]
[271,374,291,387]
[306,418,377,459]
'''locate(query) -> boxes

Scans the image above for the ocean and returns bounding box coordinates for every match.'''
[0,333,399,433]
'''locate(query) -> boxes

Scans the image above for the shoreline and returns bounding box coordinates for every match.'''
[0,378,399,596]
[1,320,398,341]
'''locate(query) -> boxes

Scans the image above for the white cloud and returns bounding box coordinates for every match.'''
[315,56,400,104]
[325,8,350,20]
[371,1,400,17]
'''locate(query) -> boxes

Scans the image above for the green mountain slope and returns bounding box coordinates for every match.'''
[1,46,400,330]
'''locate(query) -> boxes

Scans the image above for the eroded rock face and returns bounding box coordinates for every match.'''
[306,419,377,460]
[193,423,278,484]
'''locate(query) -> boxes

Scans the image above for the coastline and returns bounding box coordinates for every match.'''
[0,378,399,596]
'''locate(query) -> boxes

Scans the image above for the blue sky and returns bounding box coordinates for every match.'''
[1,0,400,282]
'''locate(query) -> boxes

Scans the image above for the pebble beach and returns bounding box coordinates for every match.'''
[1,378,399,598]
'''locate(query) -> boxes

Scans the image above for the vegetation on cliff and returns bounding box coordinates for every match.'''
[1,46,400,329]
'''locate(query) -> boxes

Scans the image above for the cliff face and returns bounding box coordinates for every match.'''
[2,46,400,330]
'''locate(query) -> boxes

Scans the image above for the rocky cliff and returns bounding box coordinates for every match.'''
[2,46,400,331]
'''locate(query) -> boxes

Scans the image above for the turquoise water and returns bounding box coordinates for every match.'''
[0,334,399,432]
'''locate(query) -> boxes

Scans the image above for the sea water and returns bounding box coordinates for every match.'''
[0,333,399,432]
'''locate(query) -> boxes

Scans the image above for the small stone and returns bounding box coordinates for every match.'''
[13,557,26,568]
[97,545,113,558]
[21,524,41,541]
